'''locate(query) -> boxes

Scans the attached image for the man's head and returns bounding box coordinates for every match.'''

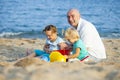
[43,25,57,42]
[67,9,80,28]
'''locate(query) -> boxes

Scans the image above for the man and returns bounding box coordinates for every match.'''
[67,9,106,62]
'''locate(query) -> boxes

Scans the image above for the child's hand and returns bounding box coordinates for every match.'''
[44,44,50,49]
[45,49,51,53]
[58,42,69,50]
[64,55,68,59]
[66,46,73,51]
[43,44,51,53]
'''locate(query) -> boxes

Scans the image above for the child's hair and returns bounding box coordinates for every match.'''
[65,28,80,39]
[43,25,57,33]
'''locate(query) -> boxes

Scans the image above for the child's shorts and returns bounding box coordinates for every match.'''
[34,50,50,62]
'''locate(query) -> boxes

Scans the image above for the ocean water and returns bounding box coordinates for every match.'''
[0,0,120,38]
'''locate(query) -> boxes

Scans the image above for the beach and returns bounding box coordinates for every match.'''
[0,38,120,80]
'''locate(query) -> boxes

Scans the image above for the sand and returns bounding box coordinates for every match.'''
[0,38,120,80]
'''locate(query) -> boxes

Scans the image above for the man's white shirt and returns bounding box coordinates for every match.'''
[76,18,106,59]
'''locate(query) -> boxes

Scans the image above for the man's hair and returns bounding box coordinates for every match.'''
[65,28,79,39]
[43,25,57,33]
[67,9,80,16]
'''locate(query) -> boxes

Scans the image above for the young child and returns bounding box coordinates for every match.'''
[64,28,89,62]
[27,25,68,62]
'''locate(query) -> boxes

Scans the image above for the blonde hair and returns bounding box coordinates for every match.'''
[65,28,80,39]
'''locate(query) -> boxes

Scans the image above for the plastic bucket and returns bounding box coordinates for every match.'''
[54,50,71,55]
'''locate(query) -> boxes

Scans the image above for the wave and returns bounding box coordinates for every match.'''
[0,31,47,39]
[0,29,119,39]
[0,27,65,38]
[0,32,23,38]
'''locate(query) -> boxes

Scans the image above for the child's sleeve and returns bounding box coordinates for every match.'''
[58,37,65,43]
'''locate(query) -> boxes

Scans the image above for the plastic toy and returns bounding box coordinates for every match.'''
[50,51,66,62]
[54,50,71,55]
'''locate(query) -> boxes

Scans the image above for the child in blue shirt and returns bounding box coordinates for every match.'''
[64,28,88,61]
[27,25,68,62]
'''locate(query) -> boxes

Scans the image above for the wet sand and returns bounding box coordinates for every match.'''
[0,38,120,80]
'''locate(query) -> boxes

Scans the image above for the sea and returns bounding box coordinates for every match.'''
[0,0,120,39]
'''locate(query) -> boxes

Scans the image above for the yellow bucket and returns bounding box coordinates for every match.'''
[50,51,66,62]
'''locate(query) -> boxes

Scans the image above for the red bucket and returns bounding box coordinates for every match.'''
[54,50,71,55]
